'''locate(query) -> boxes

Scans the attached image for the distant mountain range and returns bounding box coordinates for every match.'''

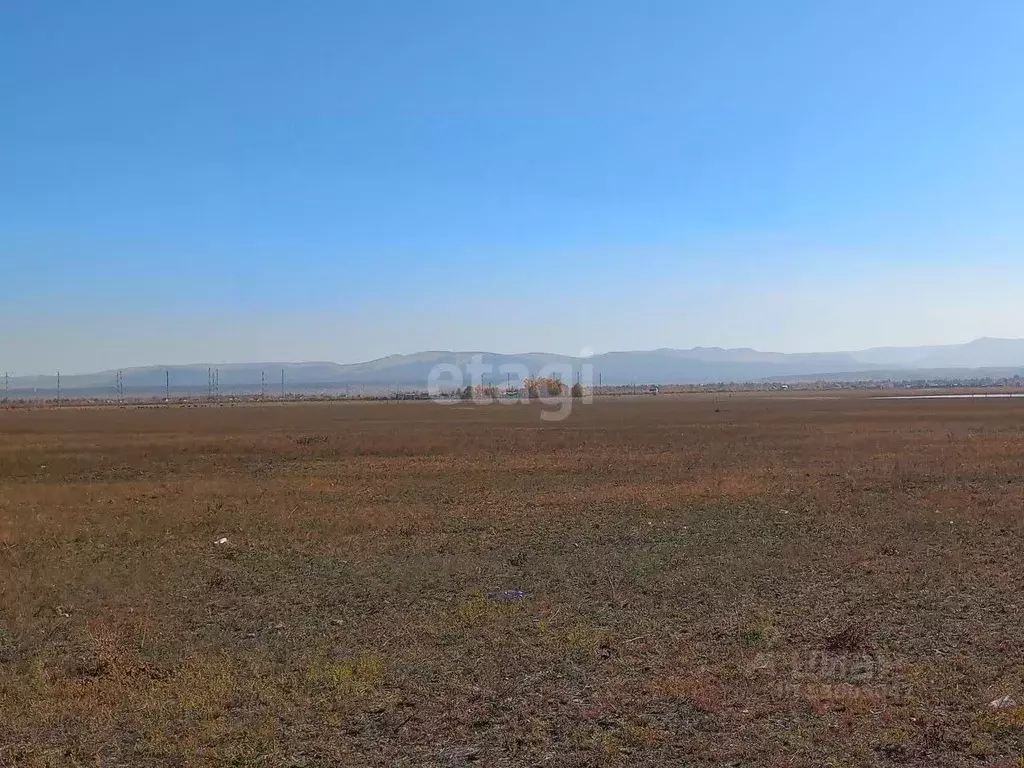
[5,338,1024,396]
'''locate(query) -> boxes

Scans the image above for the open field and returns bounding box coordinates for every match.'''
[2,394,1024,766]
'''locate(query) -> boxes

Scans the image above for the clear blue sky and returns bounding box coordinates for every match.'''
[3,0,1023,373]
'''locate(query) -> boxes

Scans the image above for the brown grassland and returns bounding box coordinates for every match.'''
[1,393,1024,766]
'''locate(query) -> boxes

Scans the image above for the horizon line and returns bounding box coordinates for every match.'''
[4,336,1023,379]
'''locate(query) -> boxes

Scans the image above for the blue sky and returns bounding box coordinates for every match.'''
[3,0,1023,373]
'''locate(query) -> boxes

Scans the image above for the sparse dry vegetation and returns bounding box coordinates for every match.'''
[2,393,1024,766]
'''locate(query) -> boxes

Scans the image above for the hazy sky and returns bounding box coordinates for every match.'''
[3,0,1024,373]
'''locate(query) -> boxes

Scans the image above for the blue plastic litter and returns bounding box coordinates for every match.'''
[489,589,526,602]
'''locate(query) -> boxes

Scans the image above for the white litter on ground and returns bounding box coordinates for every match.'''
[989,695,1016,710]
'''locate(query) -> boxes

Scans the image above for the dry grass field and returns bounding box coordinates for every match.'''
[2,393,1024,767]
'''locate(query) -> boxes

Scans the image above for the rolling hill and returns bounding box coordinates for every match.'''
[5,338,1024,397]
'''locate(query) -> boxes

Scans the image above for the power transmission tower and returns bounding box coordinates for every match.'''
[281,368,285,399]
[56,370,60,406]
[3,371,8,405]
[261,370,266,400]
[116,370,124,403]
[214,368,220,401]
[207,367,212,402]
[165,370,170,402]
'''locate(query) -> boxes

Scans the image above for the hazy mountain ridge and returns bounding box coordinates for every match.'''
[848,338,1024,368]
[6,338,1024,392]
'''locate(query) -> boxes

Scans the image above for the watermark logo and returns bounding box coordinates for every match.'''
[747,650,893,702]
[749,649,889,682]
[427,354,594,421]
